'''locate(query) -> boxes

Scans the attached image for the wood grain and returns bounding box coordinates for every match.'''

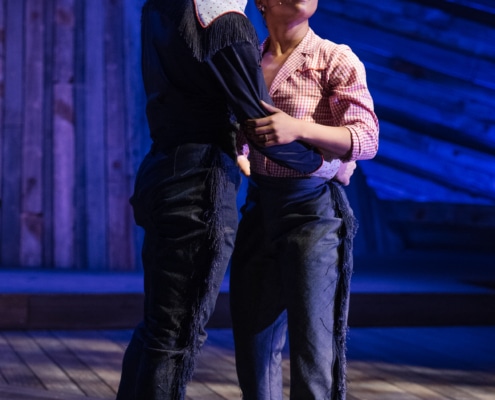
[0,327,492,400]
[0,0,494,270]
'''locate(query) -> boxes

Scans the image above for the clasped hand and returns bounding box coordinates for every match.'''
[243,100,301,146]
[240,100,357,186]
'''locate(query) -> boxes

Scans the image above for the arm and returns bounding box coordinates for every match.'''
[207,40,323,174]
[244,46,379,162]
[245,100,352,159]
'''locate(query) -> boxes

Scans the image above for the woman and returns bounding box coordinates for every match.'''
[115,1,328,399]
[230,1,379,399]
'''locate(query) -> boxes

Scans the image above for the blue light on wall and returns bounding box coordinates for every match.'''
[247,1,495,206]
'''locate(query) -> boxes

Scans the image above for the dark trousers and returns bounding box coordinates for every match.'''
[230,174,356,400]
[116,144,240,400]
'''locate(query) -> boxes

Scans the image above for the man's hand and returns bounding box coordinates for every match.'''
[237,155,251,177]
[334,161,356,186]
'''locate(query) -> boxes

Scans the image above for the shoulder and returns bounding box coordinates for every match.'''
[208,12,259,49]
[307,30,360,65]
[305,31,365,78]
[193,10,260,61]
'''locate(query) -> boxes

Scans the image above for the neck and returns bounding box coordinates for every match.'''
[266,20,309,56]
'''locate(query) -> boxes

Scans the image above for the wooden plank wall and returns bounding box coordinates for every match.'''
[0,0,493,271]
[313,0,495,203]
[0,0,147,271]
[310,0,495,254]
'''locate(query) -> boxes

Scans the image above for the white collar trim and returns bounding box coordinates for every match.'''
[194,0,247,27]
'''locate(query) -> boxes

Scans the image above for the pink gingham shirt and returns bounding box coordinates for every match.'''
[248,28,379,179]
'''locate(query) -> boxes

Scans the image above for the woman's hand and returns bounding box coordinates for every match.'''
[245,100,353,160]
[244,101,301,146]
[334,161,356,186]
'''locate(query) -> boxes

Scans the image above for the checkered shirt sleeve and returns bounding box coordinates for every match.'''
[249,30,379,178]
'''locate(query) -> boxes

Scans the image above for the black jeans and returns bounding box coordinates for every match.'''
[116,144,240,400]
[230,174,356,400]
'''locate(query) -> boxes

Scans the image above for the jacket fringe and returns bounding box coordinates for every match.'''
[330,182,358,400]
[145,0,260,61]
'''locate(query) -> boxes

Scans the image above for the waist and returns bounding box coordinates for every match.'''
[249,149,340,180]
[250,172,327,189]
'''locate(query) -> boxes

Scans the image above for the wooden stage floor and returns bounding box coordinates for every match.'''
[1,253,493,399]
[0,326,494,400]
